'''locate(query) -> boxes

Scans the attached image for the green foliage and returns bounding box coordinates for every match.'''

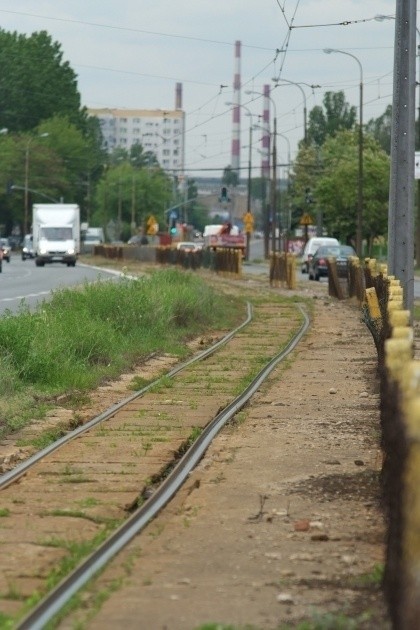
[366,104,392,155]
[222,165,239,188]
[0,269,243,439]
[291,128,390,245]
[307,91,357,147]
[93,159,173,240]
[0,29,84,133]
[315,129,389,243]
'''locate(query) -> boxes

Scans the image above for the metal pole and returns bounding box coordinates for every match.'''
[357,73,363,258]
[417,35,420,265]
[323,49,363,257]
[24,141,30,236]
[246,122,252,261]
[271,116,277,254]
[131,171,136,235]
[277,132,291,252]
[273,79,308,146]
[247,123,252,213]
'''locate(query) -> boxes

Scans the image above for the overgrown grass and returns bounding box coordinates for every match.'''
[0,268,244,440]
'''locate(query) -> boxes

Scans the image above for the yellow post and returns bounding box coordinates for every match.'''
[401,396,420,627]
[365,287,382,320]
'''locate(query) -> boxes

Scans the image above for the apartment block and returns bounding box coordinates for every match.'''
[88,107,185,174]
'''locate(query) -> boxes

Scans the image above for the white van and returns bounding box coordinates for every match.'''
[301,237,339,273]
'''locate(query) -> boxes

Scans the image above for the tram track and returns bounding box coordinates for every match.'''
[0,292,310,629]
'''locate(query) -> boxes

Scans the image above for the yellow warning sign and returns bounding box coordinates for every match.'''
[300,213,313,226]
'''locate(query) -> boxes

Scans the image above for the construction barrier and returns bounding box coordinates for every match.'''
[269,252,297,289]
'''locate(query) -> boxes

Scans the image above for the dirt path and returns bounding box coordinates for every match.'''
[57,276,390,630]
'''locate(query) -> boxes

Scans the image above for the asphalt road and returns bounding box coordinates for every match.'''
[1,249,420,317]
[0,254,121,315]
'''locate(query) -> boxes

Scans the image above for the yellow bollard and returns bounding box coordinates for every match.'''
[401,396,420,627]
[385,338,413,379]
[389,310,411,328]
[365,287,382,320]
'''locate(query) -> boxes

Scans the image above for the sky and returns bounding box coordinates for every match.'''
[0,1,400,180]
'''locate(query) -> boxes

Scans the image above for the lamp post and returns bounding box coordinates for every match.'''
[245,90,278,255]
[324,48,363,257]
[276,131,291,252]
[226,101,256,258]
[130,157,139,235]
[24,132,49,236]
[272,79,310,147]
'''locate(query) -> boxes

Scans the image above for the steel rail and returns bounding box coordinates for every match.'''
[17,303,310,630]
[0,302,253,490]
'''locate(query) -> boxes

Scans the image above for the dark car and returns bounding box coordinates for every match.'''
[308,244,356,281]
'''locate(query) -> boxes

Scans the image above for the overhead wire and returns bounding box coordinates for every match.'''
[1,5,394,174]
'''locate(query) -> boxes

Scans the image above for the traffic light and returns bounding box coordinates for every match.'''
[170,217,177,235]
[219,187,230,203]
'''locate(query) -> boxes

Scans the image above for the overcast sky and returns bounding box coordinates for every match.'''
[0,1,399,179]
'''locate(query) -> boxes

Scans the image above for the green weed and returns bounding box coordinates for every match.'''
[0,268,244,440]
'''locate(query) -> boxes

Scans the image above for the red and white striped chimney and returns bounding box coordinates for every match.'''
[231,40,241,175]
[261,84,271,179]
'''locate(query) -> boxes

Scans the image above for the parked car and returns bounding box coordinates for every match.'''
[127,234,149,245]
[176,241,203,252]
[308,244,357,281]
[301,237,340,273]
[21,234,35,260]
[0,238,11,262]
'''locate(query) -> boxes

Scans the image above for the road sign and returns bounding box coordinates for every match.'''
[300,213,313,226]
[243,211,254,234]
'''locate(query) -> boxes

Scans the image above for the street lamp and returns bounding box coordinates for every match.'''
[24,132,49,236]
[225,102,255,214]
[276,132,291,252]
[272,79,311,147]
[226,102,257,258]
[246,90,278,255]
[324,48,364,257]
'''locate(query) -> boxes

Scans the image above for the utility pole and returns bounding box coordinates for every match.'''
[387,0,416,318]
[417,35,420,268]
[271,116,277,254]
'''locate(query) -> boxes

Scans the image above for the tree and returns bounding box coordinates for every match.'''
[93,161,172,240]
[366,104,392,155]
[222,166,239,189]
[288,145,322,231]
[314,129,390,249]
[0,132,60,235]
[0,30,85,133]
[307,91,357,146]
